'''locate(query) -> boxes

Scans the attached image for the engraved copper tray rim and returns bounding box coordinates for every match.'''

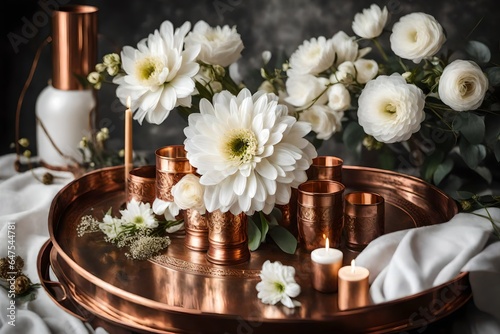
[42,165,468,333]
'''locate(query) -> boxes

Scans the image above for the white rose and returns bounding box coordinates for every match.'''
[327,84,351,111]
[171,174,206,214]
[438,59,489,111]
[390,12,446,64]
[288,36,335,75]
[330,61,356,84]
[330,31,360,66]
[185,20,244,67]
[352,4,389,39]
[354,59,379,84]
[357,74,425,143]
[284,74,329,107]
[299,105,343,140]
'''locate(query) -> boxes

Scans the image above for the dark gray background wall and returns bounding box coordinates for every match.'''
[3,0,500,164]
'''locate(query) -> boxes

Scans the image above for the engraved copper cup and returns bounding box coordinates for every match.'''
[306,156,343,182]
[126,165,156,205]
[297,180,345,252]
[183,208,209,252]
[206,210,250,265]
[344,192,385,250]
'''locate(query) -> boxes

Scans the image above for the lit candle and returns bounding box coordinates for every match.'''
[124,96,133,187]
[338,259,370,310]
[310,237,343,293]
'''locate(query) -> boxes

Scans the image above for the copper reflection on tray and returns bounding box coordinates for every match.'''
[41,165,467,334]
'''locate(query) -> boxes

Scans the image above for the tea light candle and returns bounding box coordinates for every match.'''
[310,238,343,293]
[338,259,370,310]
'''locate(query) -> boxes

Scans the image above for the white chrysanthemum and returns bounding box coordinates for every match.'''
[354,58,379,84]
[299,105,343,140]
[438,59,489,111]
[113,20,200,125]
[287,36,335,76]
[120,199,158,229]
[99,215,124,240]
[390,12,446,64]
[284,74,329,108]
[184,88,317,215]
[256,260,301,309]
[352,4,389,39]
[185,20,244,67]
[171,174,206,214]
[327,83,351,112]
[357,74,425,143]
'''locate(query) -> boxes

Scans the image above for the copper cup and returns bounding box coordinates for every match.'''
[344,192,385,250]
[297,180,345,252]
[127,165,156,205]
[306,156,343,182]
[183,208,209,252]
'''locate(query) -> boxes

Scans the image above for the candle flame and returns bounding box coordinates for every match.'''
[351,259,356,273]
[325,237,329,251]
[126,96,131,109]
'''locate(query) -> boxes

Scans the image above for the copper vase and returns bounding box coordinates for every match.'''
[126,165,156,205]
[183,209,209,252]
[206,210,250,265]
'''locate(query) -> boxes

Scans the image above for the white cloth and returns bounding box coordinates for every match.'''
[0,154,108,334]
[357,207,500,333]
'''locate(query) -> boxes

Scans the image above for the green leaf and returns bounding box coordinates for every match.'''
[495,140,500,162]
[421,151,445,182]
[486,67,500,86]
[466,40,491,63]
[474,166,493,184]
[258,212,270,243]
[377,148,396,170]
[433,158,454,185]
[342,122,365,152]
[247,217,262,251]
[268,226,297,254]
[485,115,500,144]
[459,138,486,169]
[454,113,485,144]
[268,207,281,226]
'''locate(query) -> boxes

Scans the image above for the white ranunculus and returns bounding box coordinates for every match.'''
[438,59,489,111]
[114,21,200,125]
[357,74,425,143]
[185,20,244,67]
[352,4,389,39]
[330,31,360,66]
[390,12,446,64]
[327,83,351,112]
[284,74,329,108]
[287,36,335,75]
[354,58,379,84]
[330,61,356,85]
[299,105,343,140]
[171,174,206,214]
[184,88,317,215]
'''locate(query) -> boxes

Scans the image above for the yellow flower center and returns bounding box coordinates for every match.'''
[135,56,167,86]
[221,128,258,165]
[384,103,397,114]
[459,80,474,97]
[133,216,145,225]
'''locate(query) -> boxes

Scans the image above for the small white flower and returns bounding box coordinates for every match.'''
[352,4,389,39]
[299,105,343,140]
[330,31,361,66]
[357,74,425,143]
[184,88,317,215]
[287,36,335,75]
[354,58,379,84]
[185,20,244,67]
[99,215,124,240]
[113,20,200,125]
[120,199,158,229]
[256,260,301,309]
[390,12,446,64]
[438,59,489,111]
[327,83,351,112]
[153,198,181,222]
[330,61,356,85]
[171,174,206,214]
[262,50,272,65]
[284,74,329,108]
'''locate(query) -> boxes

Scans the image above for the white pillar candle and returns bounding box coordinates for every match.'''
[310,238,343,293]
[338,259,370,310]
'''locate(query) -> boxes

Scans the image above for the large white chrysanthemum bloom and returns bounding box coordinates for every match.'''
[185,20,244,67]
[438,59,489,111]
[256,260,301,309]
[390,12,446,64]
[357,74,425,143]
[184,88,317,215]
[113,21,201,125]
[287,36,336,76]
[352,4,389,39]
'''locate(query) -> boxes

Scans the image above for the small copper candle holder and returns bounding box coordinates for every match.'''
[183,208,209,252]
[344,192,385,250]
[297,180,345,251]
[306,156,343,182]
[127,165,156,205]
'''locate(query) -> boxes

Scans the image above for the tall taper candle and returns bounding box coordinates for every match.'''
[125,96,133,189]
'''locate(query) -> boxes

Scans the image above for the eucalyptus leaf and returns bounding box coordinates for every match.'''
[267,208,281,227]
[485,115,500,144]
[258,212,270,243]
[495,140,500,162]
[458,113,485,144]
[421,151,445,182]
[459,138,486,169]
[342,122,365,152]
[466,40,491,63]
[268,226,297,254]
[433,158,454,185]
[474,166,493,184]
[247,217,262,251]
[486,67,500,86]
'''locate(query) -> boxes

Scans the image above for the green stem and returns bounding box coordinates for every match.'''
[373,37,389,62]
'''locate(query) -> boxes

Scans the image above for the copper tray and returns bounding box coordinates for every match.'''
[38,165,469,333]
